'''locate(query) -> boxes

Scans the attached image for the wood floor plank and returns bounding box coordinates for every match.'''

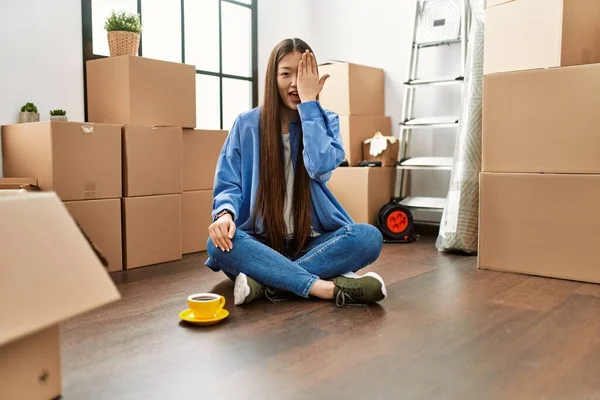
[59,236,600,400]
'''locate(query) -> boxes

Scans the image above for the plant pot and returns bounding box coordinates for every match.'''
[50,115,68,122]
[18,112,40,123]
[107,31,140,57]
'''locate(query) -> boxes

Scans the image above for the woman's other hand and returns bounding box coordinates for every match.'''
[297,50,330,103]
[209,213,236,251]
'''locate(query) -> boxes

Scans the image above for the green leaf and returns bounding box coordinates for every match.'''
[104,10,143,33]
[21,102,38,113]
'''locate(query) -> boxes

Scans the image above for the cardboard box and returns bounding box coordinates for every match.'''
[64,198,123,272]
[122,194,182,269]
[1,121,122,200]
[483,64,600,174]
[182,190,213,254]
[478,173,600,283]
[318,61,385,116]
[0,192,120,400]
[484,0,600,74]
[183,129,228,191]
[327,167,395,225]
[123,125,182,197]
[87,56,196,128]
[340,116,392,166]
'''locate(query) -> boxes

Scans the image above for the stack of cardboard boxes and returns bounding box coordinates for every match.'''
[1,121,124,271]
[478,0,600,283]
[1,55,228,271]
[318,61,396,225]
[182,129,227,254]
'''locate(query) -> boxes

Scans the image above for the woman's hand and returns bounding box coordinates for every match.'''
[209,213,236,252]
[297,50,330,103]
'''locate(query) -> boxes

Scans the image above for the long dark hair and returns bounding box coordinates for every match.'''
[253,38,314,255]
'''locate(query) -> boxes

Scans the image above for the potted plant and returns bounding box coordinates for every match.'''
[104,10,142,57]
[50,109,67,122]
[19,103,39,123]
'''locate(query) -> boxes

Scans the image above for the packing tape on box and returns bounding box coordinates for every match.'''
[84,182,96,199]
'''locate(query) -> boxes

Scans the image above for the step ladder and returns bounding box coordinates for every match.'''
[395,0,469,217]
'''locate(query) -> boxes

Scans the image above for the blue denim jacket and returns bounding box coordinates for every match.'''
[210,100,354,239]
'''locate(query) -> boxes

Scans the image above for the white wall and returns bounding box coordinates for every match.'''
[257,0,312,104]
[0,0,85,177]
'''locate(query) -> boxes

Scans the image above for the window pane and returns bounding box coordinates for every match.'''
[235,0,252,4]
[184,0,219,72]
[221,3,252,77]
[141,0,182,62]
[196,74,221,130]
[93,0,137,56]
[223,78,252,130]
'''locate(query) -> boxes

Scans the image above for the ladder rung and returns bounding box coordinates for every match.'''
[397,157,453,170]
[405,76,464,87]
[400,196,446,211]
[401,116,459,129]
[414,38,461,49]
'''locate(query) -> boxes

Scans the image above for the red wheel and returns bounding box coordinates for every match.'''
[386,210,409,233]
[377,203,415,241]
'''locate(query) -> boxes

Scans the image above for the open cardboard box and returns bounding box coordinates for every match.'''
[0,192,121,400]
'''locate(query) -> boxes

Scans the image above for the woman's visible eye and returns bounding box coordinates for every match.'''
[280,72,290,77]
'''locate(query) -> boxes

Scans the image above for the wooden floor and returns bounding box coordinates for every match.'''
[61,235,600,400]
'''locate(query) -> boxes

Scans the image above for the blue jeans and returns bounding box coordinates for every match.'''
[205,224,383,298]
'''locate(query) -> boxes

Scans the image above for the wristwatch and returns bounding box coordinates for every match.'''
[214,209,233,222]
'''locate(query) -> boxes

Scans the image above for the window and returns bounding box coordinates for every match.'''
[81,0,258,130]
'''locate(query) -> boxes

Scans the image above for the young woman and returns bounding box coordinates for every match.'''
[205,38,386,307]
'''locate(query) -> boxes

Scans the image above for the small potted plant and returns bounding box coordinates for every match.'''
[104,10,143,57]
[19,103,39,123]
[50,109,67,122]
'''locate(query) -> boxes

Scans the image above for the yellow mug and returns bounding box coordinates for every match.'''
[187,293,226,320]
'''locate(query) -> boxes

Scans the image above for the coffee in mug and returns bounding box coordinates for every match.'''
[187,293,226,319]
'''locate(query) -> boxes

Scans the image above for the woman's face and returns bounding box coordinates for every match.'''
[277,50,303,111]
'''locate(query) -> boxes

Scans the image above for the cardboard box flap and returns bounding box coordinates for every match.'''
[319,59,349,66]
[318,59,378,69]
[487,0,515,8]
[0,178,38,190]
[0,193,121,347]
[0,177,38,187]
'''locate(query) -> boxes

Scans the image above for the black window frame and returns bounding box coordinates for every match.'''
[81,0,258,129]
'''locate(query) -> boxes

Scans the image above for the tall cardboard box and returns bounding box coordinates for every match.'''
[478,173,600,283]
[318,61,385,116]
[339,116,392,166]
[123,126,183,196]
[483,64,600,174]
[86,56,196,128]
[182,129,228,191]
[0,192,120,400]
[327,167,395,225]
[1,121,122,200]
[484,0,600,74]
[182,190,213,254]
[122,194,182,269]
[64,198,123,272]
